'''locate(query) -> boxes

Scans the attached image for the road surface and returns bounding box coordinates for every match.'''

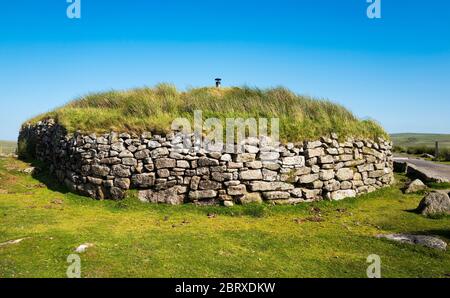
[394,157,450,182]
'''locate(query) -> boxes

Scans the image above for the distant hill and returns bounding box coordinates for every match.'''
[390,133,450,149]
[0,140,17,155]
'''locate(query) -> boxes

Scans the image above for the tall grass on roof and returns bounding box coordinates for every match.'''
[26,84,388,142]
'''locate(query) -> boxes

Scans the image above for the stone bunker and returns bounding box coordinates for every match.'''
[19,119,394,206]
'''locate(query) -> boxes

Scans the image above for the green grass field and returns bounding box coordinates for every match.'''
[0,140,17,155]
[391,133,450,149]
[0,157,449,278]
[390,133,450,161]
[25,84,387,142]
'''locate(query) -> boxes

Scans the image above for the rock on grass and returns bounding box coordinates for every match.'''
[416,192,450,216]
[377,234,447,250]
[404,179,426,194]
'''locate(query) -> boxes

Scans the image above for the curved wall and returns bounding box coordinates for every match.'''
[19,119,394,205]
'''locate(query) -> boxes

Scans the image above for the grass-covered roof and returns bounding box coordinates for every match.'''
[27,84,388,142]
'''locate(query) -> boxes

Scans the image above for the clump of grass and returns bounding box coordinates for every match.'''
[26,84,388,142]
[427,182,450,190]
[426,213,450,220]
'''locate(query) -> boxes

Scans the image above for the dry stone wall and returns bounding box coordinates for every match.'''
[19,119,394,206]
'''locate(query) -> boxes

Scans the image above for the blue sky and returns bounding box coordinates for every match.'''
[1,0,449,140]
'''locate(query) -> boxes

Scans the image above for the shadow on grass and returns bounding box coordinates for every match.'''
[24,158,70,195]
[405,229,450,241]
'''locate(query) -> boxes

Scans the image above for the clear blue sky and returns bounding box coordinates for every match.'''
[1,0,449,140]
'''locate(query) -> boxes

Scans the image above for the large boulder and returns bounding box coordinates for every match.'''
[404,179,427,194]
[416,192,450,216]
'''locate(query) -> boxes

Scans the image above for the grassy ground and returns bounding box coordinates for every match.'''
[391,133,450,161]
[26,84,387,142]
[391,133,450,149]
[0,140,17,155]
[0,157,449,278]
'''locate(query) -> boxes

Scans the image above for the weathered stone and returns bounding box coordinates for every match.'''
[289,188,303,198]
[245,161,262,169]
[196,167,210,176]
[190,176,201,190]
[306,157,317,166]
[240,170,263,180]
[228,162,244,169]
[87,177,103,185]
[111,142,125,152]
[282,156,304,167]
[326,148,339,155]
[134,149,150,160]
[336,168,354,181]
[118,150,134,158]
[236,153,256,163]
[404,179,427,194]
[199,179,222,190]
[138,186,185,205]
[416,192,450,216]
[211,172,233,182]
[189,190,217,200]
[340,181,352,190]
[245,145,259,154]
[131,173,155,188]
[114,178,130,189]
[122,158,137,166]
[262,169,278,181]
[318,155,334,164]
[220,154,232,162]
[249,181,294,192]
[151,147,169,158]
[305,180,324,189]
[319,169,335,181]
[157,169,170,178]
[223,201,234,207]
[324,180,340,192]
[263,191,290,200]
[198,157,220,167]
[91,165,110,177]
[108,187,125,200]
[147,140,161,149]
[302,189,321,200]
[298,174,319,184]
[100,157,121,165]
[377,234,447,250]
[262,161,280,170]
[305,148,325,158]
[155,158,176,169]
[368,170,386,178]
[176,160,190,168]
[238,192,262,204]
[339,154,352,162]
[305,140,322,149]
[228,184,247,195]
[111,165,131,178]
[330,189,356,200]
[260,152,280,161]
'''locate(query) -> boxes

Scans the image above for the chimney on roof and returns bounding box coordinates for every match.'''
[215,78,222,88]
